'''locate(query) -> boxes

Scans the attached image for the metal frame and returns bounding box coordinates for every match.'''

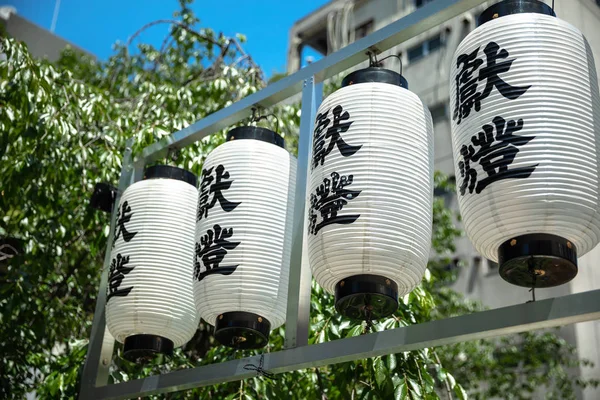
[79,0,600,398]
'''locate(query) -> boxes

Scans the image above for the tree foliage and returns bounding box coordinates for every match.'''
[1,1,597,398]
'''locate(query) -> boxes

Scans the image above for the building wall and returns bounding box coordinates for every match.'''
[0,9,92,61]
[288,1,600,398]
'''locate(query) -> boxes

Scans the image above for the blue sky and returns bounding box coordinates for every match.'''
[7,0,328,76]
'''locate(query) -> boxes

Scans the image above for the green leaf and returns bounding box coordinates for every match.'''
[394,382,408,400]
[389,353,397,370]
[408,377,422,397]
[454,383,468,400]
[374,357,387,388]
[346,324,363,338]
[330,321,340,337]
[447,372,456,389]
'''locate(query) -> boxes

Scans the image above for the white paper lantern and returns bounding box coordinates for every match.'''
[106,166,199,360]
[450,0,600,287]
[194,126,296,349]
[307,67,434,320]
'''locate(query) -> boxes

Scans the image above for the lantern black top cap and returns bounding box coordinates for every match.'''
[342,67,408,89]
[478,0,556,26]
[226,126,284,148]
[143,165,197,187]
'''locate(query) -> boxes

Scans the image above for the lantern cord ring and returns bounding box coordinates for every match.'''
[368,52,403,75]
[244,353,276,380]
[167,147,181,163]
[250,107,280,134]
[363,307,375,334]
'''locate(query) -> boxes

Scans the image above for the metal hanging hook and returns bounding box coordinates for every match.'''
[367,51,376,67]
[249,106,280,134]
[376,53,403,75]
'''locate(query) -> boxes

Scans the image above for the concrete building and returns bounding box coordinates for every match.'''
[288,1,600,398]
[0,6,92,61]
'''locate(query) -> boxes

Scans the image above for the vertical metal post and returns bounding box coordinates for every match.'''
[79,139,136,397]
[285,77,323,349]
[133,161,145,183]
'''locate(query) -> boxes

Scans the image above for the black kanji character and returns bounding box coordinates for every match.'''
[197,167,214,221]
[312,105,362,169]
[196,165,241,221]
[308,171,361,235]
[458,116,538,195]
[478,42,531,103]
[107,253,135,302]
[454,42,531,125]
[312,110,330,169]
[112,201,138,248]
[194,224,241,282]
[453,47,483,124]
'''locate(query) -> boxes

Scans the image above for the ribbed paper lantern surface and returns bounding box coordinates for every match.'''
[106,166,199,361]
[194,126,296,349]
[450,0,600,288]
[307,67,434,320]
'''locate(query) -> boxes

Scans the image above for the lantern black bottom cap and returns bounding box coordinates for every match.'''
[498,234,578,288]
[123,334,174,363]
[215,312,271,350]
[335,275,399,320]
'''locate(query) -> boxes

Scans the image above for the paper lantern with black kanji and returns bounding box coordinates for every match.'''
[194,126,296,349]
[105,166,199,361]
[449,0,600,288]
[307,67,434,320]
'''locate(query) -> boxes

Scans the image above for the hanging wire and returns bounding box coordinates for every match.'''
[244,353,276,380]
[250,107,280,133]
[376,54,404,75]
[527,257,536,303]
[363,306,375,334]
[368,51,403,75]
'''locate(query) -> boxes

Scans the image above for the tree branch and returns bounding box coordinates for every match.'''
[0,243,18,261]
[433,350,454,400]
[314,368,328,400]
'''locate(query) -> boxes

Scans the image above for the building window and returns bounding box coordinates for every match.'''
[415,0,435,8]
[407,44,424,62]
[407,34,443,63]
[428,34,442,52]
[355,20,374,40]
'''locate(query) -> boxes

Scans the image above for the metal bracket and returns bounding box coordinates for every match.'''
[78,1,591,399]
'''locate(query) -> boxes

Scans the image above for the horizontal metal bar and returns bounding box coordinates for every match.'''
[136,0,487,166]
[90,288,600,399]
